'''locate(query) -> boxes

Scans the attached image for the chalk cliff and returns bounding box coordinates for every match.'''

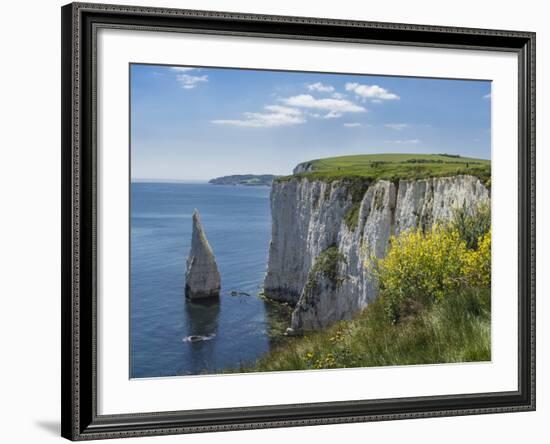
[185,210,221,300]
[263,175,490,332]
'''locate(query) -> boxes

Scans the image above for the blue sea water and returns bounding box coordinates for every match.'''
[130,182,288,378]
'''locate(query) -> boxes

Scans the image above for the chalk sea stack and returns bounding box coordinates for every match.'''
[185,210,221,300]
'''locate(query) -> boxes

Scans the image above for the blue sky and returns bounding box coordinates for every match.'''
[130,64,491,181]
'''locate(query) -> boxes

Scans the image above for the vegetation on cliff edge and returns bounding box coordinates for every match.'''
[229,203,491,373]
[304,246,346,292]
[277,153,491,185]
[236,287,490,372]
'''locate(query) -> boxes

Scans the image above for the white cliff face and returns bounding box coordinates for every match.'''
[264,175,490,332]
[292,162,315,174]
[185,210,221,300]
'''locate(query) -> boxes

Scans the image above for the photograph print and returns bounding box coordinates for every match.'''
[130,64,491,378]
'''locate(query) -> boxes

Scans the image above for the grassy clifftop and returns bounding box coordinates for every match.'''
[279,153,491,184]
[239,287,490,373]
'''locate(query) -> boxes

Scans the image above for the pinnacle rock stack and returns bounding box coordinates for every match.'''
[185,210,221,300]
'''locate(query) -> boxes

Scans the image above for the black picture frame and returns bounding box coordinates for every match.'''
[61,2,536,440]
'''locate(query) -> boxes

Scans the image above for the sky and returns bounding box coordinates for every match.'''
[130,64,491,181]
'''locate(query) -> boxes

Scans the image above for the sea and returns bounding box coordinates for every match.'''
[130,182,290,378]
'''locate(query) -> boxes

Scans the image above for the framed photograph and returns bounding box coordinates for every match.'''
[61,2,535,440]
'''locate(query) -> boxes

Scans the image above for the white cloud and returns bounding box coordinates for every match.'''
[169,67,208,89]
[385,123,409,131]
[280,94,366,119]
[323,112,342,119]
[483,93,491,99]
[170,67,196,72]
[345,83,400,101]
[343,123,362,127]
[175,73,208,89]
[332,92,345,99]
[385,139,420,145]
[306,82,335,93]
[262,105,301,115]
[211,105,304,128]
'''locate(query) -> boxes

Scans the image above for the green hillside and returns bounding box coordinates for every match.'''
[281,153,491,184]
[236,287,490,373]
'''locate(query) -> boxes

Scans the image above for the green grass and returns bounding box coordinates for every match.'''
[278,153,491,185]
[232,287,490,373]
[305,246,346,291]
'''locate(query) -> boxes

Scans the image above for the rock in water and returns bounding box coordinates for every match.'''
[185,210,221,300]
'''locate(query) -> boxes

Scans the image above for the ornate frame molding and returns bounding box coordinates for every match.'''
[61,2,535,440]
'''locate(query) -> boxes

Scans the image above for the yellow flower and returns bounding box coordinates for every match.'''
[371,224,491,322]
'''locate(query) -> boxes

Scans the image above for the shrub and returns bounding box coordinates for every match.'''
[312,246,344,282]
[464,230,491,287]
[452,201,491,249]
[305,246,346,292]
[375,219,491,324]
[344,203,361,231]
[376,226,469,323]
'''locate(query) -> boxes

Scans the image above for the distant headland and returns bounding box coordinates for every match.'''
[208,174,278,187]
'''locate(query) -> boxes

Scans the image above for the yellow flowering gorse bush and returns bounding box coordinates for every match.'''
[464,230,491,287]
[375,225,491,323]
